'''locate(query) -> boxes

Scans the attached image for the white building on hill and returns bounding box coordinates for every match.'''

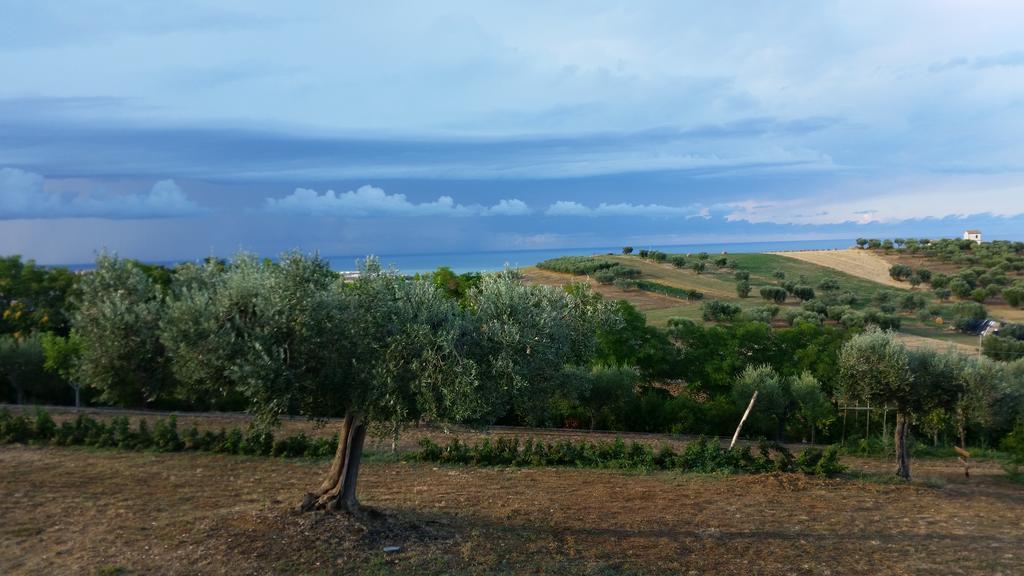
[963,229,982,244]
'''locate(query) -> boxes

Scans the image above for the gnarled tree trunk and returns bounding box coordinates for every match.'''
[894,411,911,480]
[300,411,368,513]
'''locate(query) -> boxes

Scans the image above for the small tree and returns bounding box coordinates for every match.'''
[856,238,868,249]
[732,364,791,441]
[41,331,83,407]
[72,253,170,406]
[760,285,788,304]
[889,264,913,282]
[908,274,922,289]
[691,261,706,274]
[0,333,48,404]
[817,277,840,293]
[789,371,832,444]
[669,255,687,268]
[736,280,751,298]
[622,246,634,255]
[571,365,638,430]
[838,329,914,479]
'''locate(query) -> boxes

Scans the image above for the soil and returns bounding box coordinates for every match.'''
[1,442,1022,575]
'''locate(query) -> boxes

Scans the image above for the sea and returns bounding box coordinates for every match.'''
[57,238,856,274]
[325,238,856,274]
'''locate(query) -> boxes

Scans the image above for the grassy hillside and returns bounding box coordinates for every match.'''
[528,250,987,351]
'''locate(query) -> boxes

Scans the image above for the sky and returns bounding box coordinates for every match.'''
[2,0,1024,264]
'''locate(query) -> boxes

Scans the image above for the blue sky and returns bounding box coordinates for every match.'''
[2,1,1024,263]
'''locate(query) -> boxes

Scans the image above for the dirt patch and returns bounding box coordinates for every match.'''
[771,249,908,289]
[1,444,1022,575]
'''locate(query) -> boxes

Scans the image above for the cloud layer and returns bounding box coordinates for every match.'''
[265,185,530,217]
[0,167,203,219]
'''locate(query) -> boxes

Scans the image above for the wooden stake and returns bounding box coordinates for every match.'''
[730,391,758,450]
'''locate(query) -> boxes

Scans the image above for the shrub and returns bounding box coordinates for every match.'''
[702,300,743,322]
[669,255,687,268]
[152,416,184,452]
[796,445,845,476]
[734,270,750,282]
[736,280,751,298]
[622,246,633,255]
[790,285,816,302]
[759,286,788,304]
[889,264,913,281]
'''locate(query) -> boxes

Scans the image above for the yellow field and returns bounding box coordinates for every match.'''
[771,249,908,289]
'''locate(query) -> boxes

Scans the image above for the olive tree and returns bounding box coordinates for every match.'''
[789,371,833,444]
[838,329,914,478]
[0,333,48,404]
[732,364,791,440]
[71,253,170,406]
[838,329,962,479]
[162,255,608,514]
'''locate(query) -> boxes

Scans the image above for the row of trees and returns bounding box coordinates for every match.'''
[52,253,616,512]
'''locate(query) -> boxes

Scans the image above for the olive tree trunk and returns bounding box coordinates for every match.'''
[299,411,368,513]
[894,411,911,481]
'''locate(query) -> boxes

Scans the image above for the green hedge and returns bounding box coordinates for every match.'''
[636,281,704,301]
[414,436,844,476]
[0,408,337,459]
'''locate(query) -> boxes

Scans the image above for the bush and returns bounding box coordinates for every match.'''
[152,416,184,452]
[536,256,620,276]
[795,445,846,476]
[889,264,913,281]
[702,300,743,322]
[759,286,788,304]
[413,436,818,475]
[734,270,750,282]
[790,285,816,302]
[669,255,687,268]
[735,280,751,298]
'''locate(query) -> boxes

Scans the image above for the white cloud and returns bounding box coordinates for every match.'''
[0,167,203,219]
[264,185,530,217]
[545,200,712,218]
[724,178,1024,225]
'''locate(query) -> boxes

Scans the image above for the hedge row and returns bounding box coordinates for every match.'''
[0,408,337,459]
[636,280,704,301]
[536,256,621,276]
[414,436,845,476]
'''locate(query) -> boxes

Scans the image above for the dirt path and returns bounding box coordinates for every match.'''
[771,249,908,288]
[1,445,1021,575]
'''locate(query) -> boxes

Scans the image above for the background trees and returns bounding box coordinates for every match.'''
[71,253,170,406]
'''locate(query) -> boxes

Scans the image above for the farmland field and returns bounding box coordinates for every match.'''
[2,438,1021,576]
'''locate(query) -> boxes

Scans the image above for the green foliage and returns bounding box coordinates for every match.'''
[635,280,703,301]
[795,445,846,475]
[889,264,913,281]
[0,408,344,459]
[536,256,620,276]
[72,252,171,406]
[669,255,687,268]
[0,255,77,337]
[759,285,788,304]
[0,333,66,405]
[622,246,633,255]
[413,435,834,476]
[735,280,751,298]
[702,300,742,322]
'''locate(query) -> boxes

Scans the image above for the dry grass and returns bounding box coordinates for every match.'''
[892,332,980,355]
[772,249,908,289]
[1,443,1022,575]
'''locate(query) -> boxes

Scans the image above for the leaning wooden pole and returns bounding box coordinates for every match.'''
[729,391,758,450]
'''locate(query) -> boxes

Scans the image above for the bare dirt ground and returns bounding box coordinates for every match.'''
[772,249,908,289]
[1,444,1021,576]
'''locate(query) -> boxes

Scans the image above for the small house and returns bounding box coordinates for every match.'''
[963,230,982,244]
